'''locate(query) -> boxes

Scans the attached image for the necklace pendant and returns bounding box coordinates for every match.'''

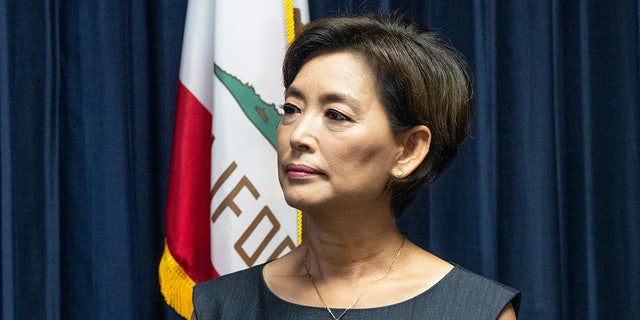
[327,307,346,320]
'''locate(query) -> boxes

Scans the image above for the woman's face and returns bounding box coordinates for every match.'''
[277,51,402,212]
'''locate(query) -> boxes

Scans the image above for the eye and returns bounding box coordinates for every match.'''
[325,109,351,121]
[279,103,301,115]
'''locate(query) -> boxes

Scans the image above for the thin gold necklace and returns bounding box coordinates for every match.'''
[302,237,406,320]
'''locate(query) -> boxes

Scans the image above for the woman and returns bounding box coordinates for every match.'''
[193,13,520,319]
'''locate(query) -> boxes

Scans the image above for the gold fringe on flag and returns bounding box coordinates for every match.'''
[284,0,295,44]
[297,210,303,244]
[159,242,196,319]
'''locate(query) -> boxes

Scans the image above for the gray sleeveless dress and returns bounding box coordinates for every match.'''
[193,263,520,320]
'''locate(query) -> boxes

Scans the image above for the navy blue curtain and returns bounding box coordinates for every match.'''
[1,0,638,319]
[1,0,186,319]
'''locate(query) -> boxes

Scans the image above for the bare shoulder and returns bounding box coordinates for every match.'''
[262,246,305,280]
[370,240,454,304]
[399,242,454,287]
[262,247,313,304]
[497,302,517,320]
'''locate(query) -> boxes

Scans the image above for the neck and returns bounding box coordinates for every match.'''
[300,206,404,279]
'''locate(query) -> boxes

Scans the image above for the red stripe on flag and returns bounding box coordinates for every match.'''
[166,81,218,283]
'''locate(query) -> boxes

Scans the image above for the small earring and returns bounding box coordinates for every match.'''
[396,169,403,178]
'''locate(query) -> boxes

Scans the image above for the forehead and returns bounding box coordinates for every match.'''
[286,51,378,103]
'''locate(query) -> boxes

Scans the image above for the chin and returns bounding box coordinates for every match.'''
[283,194,309,211]
[282,191,323,212]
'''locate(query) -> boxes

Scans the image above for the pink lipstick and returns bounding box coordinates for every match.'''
[285,164,320,179]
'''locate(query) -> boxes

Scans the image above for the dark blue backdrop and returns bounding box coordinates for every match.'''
[1,1,638,319]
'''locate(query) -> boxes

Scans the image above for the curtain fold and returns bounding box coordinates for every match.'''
[2,1,61,318]
[1,0,186,319]
[1,0,638,319]
[43,0,62,318]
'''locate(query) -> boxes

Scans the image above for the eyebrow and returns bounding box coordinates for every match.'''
[285,85,363,112]
[284,85,304,100]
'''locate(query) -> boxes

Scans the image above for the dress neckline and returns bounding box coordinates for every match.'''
[259,262,459,311]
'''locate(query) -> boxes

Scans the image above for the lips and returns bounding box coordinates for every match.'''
[285,163,321,178]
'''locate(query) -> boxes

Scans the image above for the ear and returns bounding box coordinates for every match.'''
[393,125,431,178]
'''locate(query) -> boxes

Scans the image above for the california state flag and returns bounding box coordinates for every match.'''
[159,0,308,318]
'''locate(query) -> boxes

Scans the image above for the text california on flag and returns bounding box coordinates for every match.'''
[209,0,299,276]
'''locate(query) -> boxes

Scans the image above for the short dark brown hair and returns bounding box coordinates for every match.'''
[283,13,474,216]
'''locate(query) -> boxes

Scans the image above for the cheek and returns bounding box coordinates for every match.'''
[275,127,289,186]
[325,139,395,195]
[276,125,288,158]
[327,137,394,170]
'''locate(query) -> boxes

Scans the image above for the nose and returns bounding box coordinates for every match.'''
[288,113,317,153]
